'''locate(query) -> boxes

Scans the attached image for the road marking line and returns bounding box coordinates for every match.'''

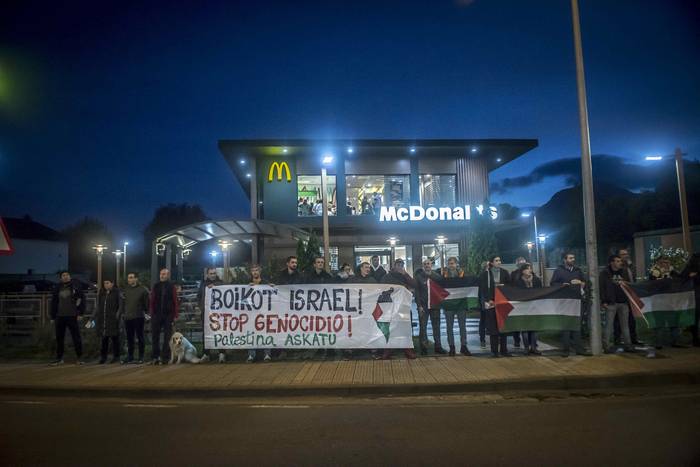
[122,404,177,408]
[249,405,310,409]
[4,400,50,405]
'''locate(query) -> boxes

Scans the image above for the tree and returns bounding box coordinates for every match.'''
[143,203,208,257]
[61,217,114,279]
[296,232,320,274]
[462,217,498,276]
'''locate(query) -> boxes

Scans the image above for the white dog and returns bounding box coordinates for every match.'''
[169,332,209,364]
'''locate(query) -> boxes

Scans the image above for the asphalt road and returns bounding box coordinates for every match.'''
[1,389,699,467]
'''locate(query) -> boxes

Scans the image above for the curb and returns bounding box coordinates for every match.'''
[1,370,699,400]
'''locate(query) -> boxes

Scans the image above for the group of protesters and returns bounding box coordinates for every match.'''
[48,247,700,365]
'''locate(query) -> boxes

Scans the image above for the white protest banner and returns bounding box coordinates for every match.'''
[204,284,413,349]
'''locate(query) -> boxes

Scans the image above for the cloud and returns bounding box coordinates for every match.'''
[490,155,660,194]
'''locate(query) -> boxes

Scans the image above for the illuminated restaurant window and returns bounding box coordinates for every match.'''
[419,174,456,207]
[297,175,337,217]
[345,175,410,216]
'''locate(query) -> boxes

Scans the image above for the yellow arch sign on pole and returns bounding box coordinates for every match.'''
[268,161,292,182]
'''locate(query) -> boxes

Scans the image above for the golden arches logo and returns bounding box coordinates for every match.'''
[268,161,292,182]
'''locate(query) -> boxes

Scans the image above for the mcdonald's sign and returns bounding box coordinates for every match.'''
[268,161,292,182]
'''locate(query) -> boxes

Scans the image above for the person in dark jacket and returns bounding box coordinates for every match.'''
[348,262,377,284]
[49,271,86,365]
[370,255,387,282]
[438,257,471,356]
[479,256,510,357]
[414,258,446,356]
[149,268,179,365]
[681,253,700,347]
[276,256,303,285]
[614,248,642,346]
[550,252,589,357]
[510,256,527,283]
[91,278,123,364]
[305,257,333,284]
[122,272,150,364]
[197,267,225,363]
[336,263,354,283]
[599,255,632,353]
[514,263,543,355]
[380,259,417,360]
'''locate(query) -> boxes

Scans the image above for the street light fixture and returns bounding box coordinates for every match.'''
[92,244,107,290]
[520,212,541,266]
[537,234,547,283]
[644,148,691,251]
[123,241,129,280]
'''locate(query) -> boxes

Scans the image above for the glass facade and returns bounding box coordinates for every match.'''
[345,175,411,216]
[422,243,460,270]
[419,174,456,207]
[297,175,337,217]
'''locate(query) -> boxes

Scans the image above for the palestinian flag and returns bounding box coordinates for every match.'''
[428,277,480,311]
[372,288,395,342]
[620,278,695,329]
[495,285,582,332]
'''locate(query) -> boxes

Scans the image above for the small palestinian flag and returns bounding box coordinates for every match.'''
[495,285,582,332]
[428,277,480,311]
[373,288,395,342]
[620,278,695,328]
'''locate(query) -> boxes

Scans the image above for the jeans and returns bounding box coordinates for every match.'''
[444,309,467,348]
[604,303,631,349]
[100,336,120,360]
[55,316,82,360]
[125,318,145,361]
[151,314,173,361]
[419,308,442,349]
[522,331,537,350]
[614,308,638,343]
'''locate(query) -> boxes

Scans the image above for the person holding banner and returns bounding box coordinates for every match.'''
[613,248,642,346]
[599,255,633,353]
[276,256,303,285]
[305,257,333,284]
[247,264,273,363]
[370,255,387,282]
[198,268,225,363]
[149,268,179,365]
[414,258,446,356]
[440,257,471,356]
[550,252,589,357]
[381,259,418,359]
[349,262,376,284]
[479,256,510,358]
[514,263,542,355]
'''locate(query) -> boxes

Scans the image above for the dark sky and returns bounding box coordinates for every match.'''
[1,0,699,247]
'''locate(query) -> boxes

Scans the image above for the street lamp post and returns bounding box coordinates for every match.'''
[646,149,692,251]
[537,235,547,285]
[521,212,541,266]
[571,0,603,355]
[321,154,333,272]
[92,244,107,290]
[113,250,123,286]
[218,240,231,283]
[123,241,129,279]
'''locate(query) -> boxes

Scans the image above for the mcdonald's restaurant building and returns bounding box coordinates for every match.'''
[218,139,538,273]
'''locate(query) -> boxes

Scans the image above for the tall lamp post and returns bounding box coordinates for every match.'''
[113,250,123,286]
[218,240,231,283]
[537,235,547,285]
[321,154,334,272]
[521,213,541,266]
[571,0,602,355]
[123,241,129,279]
[645,148,692,252]
[92,244,107,290]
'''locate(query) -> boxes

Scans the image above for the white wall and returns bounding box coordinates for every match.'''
[0,239,68,275]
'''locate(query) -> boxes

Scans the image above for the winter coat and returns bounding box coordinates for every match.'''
[276,269,303,285]
[550,265,585,286]
[304,269,333,284]
[414,268,442,310]
[50,281,86,319]
[599,267,628,305]
[93,288,123,337]
[150,281,179,319]
[123,284,150,320]
[348,274,377,284]
[515,275,543,289]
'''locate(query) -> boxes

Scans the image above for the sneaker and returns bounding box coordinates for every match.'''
[448,346,456,357]
[646,350,656,359]
[632,339,645,346]
[404,349,417,360]
[529,349,542,356]
[434,346,447,355]
[135,360,144,365]
[75,360,85,366]
[246,355,255,363]
[218,353,226,363]
[615,347,625,354]
[49,359,64,366]
[263,354,272,362]
[480,340,487,349]
[459,346,471,356]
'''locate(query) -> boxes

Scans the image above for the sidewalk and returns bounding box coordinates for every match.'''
[1,348,699,399]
